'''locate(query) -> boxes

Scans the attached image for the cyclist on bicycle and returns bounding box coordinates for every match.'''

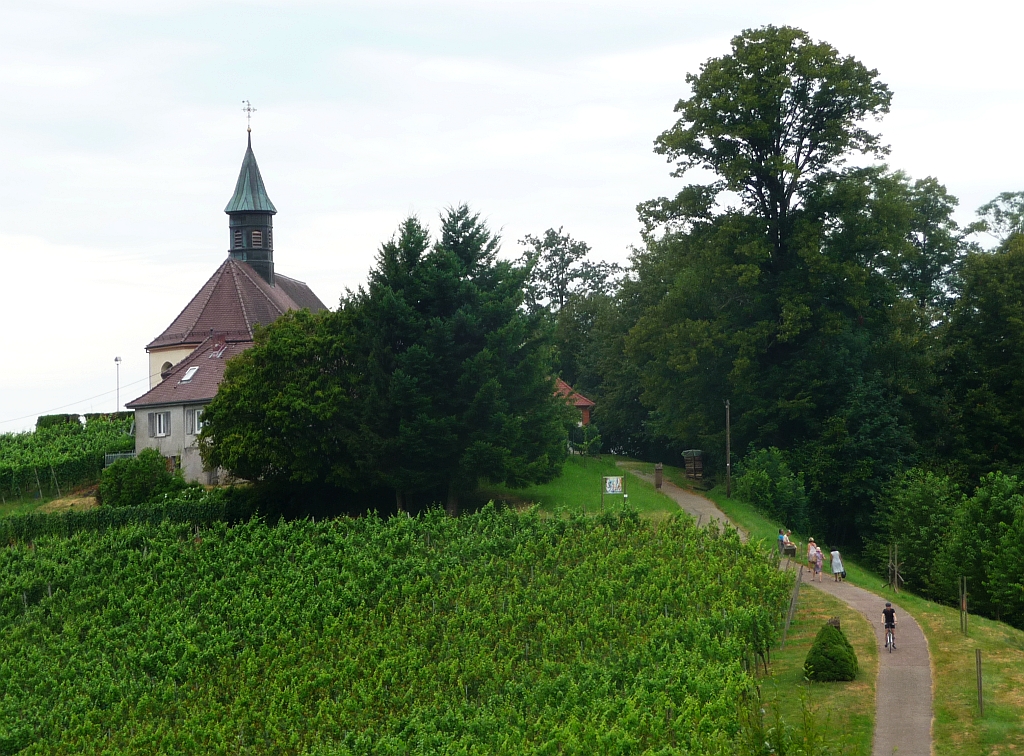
[882,602,897,649]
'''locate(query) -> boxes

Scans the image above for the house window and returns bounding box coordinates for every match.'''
[185,407,204,435]
[180,366,199,383]
[148,411,171,438]
[233,229,243,248]
[252,230,263,248]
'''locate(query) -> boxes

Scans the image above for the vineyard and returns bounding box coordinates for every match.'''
[0,416,134,501]
[0,505,789,755]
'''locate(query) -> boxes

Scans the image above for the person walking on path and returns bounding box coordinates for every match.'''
[814,546,825,582]
[831,548,845,582]
[806,538,817,575]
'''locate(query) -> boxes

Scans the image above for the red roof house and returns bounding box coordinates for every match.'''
[555,379,596,425]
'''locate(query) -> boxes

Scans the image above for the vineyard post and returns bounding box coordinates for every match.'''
[33,467,43,499]
[781,565,802,649]
[960,577,968,636]
[976,649,984,715]
[50,466,62,499]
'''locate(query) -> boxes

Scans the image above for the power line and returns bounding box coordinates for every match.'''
[0,374,157,427]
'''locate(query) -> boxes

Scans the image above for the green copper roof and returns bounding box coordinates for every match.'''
[224,133,277,214]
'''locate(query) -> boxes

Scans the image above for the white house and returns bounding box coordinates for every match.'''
[126,130,326,482]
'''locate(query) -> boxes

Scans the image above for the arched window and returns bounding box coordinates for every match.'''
[160,361,174,380]
[252,230,263,248]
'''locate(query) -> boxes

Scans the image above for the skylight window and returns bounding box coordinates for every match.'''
[180,366,199,383]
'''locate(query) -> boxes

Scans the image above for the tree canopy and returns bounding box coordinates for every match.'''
[349,207,569,512]
[201,207,569,514]
[655,25,892,256]
[570,26,977,547]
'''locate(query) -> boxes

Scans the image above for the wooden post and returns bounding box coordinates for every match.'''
[725,400,731,498]
[781,565,803,649]
[960,577,969,636]
[976,649,984,715]
[887,544,904,593]
[50,466,62,499]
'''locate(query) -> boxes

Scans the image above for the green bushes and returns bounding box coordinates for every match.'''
[870,469,962,596]
[99,449,189,507]
[0,416,135,500]
[804,623,858,682]
[735,448,810,532]
[873,469,1024,629]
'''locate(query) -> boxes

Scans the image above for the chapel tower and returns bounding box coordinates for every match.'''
[225,130,277,285]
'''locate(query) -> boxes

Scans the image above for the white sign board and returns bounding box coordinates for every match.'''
[603,476,624,495]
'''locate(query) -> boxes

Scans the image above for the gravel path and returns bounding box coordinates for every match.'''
[622,464,933,756]
[809,576,933,756]
[617,464,746,541]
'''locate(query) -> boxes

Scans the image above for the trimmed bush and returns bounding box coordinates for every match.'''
[36,414,82,430]
[84,411,133,425]
[804,623,858,681]
[99,448,189,507]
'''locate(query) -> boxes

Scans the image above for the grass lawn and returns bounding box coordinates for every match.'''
[0,483,98,518]
[763,581,877,756]
[481,454,681,519]
[703,476,1024,756]
[0,492,55,517]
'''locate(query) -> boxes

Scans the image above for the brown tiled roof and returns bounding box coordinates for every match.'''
[147,257,326,350]
[127,336,250,408]
[276,273,330,311]
[555,379,596,409]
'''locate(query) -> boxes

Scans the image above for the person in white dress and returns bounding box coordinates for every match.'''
[831,549,845,582]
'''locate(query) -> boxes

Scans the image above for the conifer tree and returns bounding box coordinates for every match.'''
[350,206,568,513]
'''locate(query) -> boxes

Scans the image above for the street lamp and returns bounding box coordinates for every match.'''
[114,356,122,412]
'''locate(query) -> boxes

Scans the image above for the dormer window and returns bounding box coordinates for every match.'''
[252,230,263,248]
[233,229,243,248]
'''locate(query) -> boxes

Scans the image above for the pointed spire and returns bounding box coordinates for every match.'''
[224,135,277,214]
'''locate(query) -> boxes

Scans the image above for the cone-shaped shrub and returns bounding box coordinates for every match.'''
[804,623,858,681]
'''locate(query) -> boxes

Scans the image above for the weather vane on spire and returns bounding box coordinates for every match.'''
[241,100,256,133]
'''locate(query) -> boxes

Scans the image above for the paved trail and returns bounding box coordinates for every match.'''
[623,465,933,756]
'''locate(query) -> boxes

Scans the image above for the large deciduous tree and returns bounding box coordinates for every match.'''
[198,308,363,489]
[609,26,975,546]
[655,25,892,258]
[350,207,568,513]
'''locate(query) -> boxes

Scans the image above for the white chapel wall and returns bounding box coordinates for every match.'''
[147,347,197,388]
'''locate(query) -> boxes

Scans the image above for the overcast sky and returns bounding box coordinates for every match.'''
[1,0,1021,431]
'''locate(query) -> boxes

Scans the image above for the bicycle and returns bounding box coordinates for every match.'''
[884,626,896,652]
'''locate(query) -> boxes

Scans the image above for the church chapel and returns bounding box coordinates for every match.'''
[127,131,326,482]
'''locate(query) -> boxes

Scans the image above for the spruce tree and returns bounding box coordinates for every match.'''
[350,206,568,512]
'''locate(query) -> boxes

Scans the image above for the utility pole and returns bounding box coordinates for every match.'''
[725,399,731,497]
[114,356,122,412]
